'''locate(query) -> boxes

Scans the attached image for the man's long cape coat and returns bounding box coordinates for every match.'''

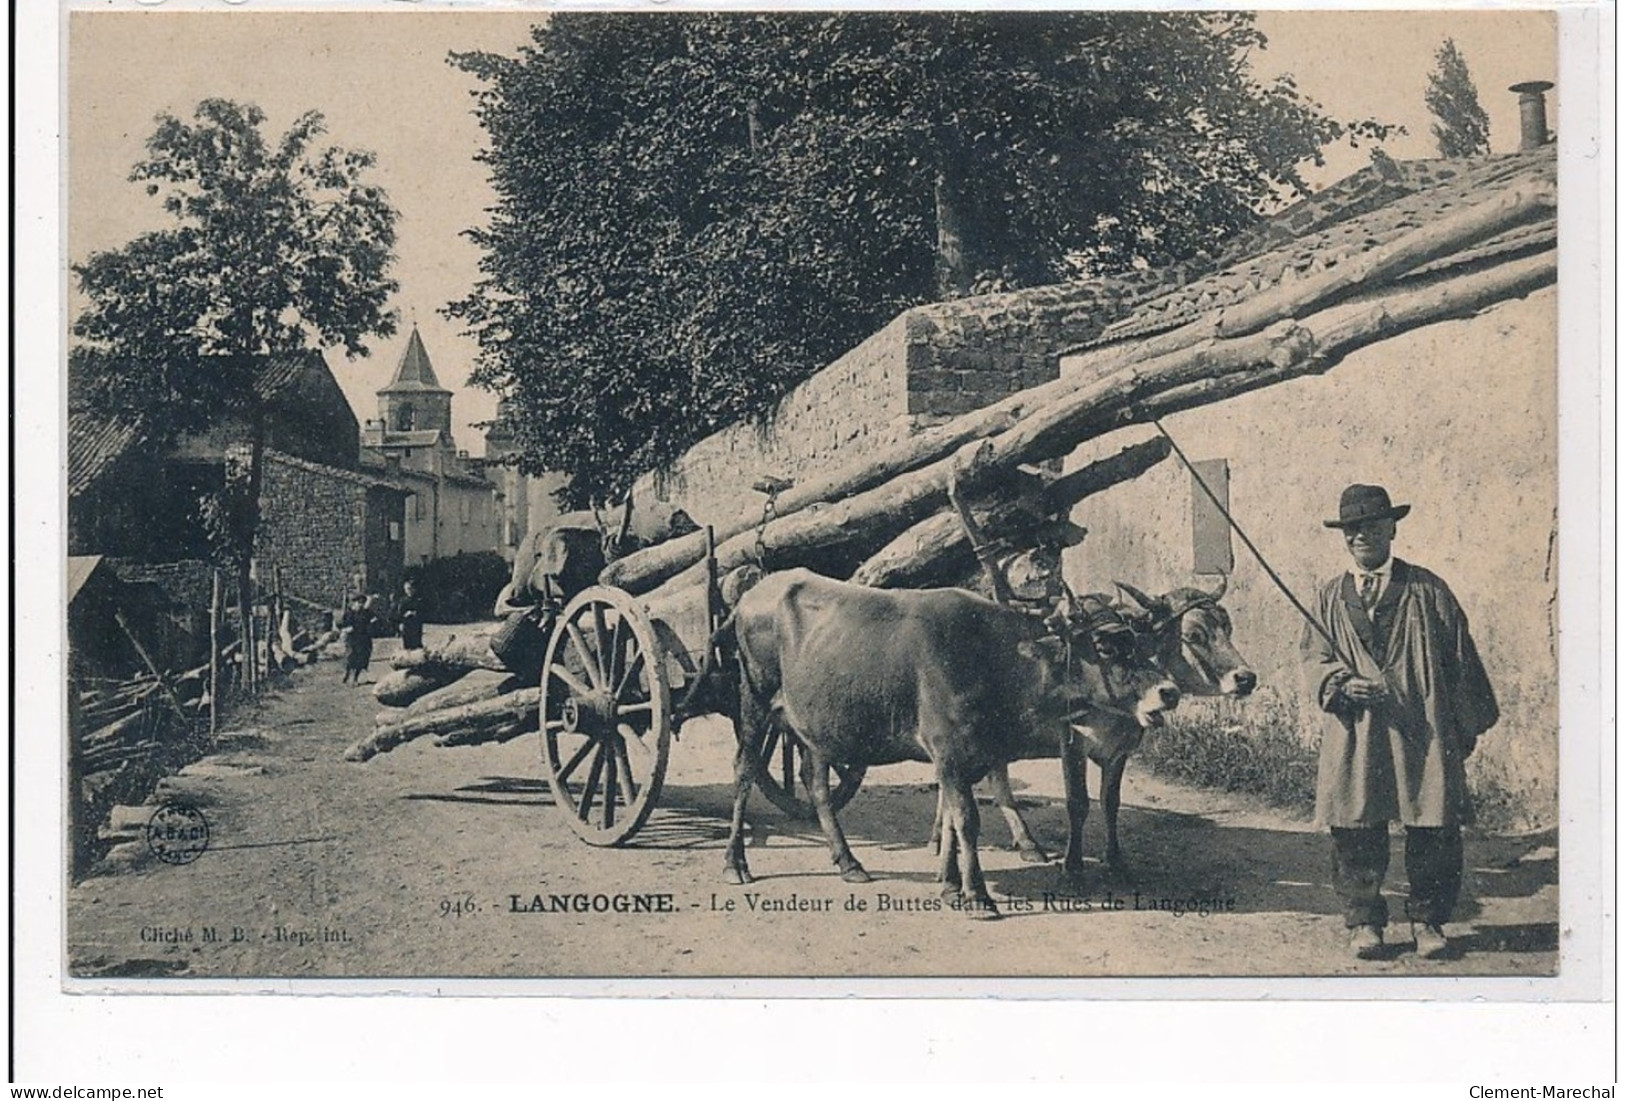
[1301,559,1499,828]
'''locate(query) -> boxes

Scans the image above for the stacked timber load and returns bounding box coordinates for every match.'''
[343,615,545,762]
[605,170,1555,618]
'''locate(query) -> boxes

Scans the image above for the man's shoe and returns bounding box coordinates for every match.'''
[1349,925,1385,960]
[1413,923,1450,960]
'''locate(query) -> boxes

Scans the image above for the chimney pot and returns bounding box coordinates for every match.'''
[1510,80,1554,151]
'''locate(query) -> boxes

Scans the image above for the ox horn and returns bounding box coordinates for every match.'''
[1204,572,1229,602]
[1113,580,1159,617]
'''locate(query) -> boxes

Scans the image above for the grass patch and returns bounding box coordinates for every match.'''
[1137,693,1318,816]
[1138,692,1545,832]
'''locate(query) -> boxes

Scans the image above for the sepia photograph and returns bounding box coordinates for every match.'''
[49,1,1592,1001]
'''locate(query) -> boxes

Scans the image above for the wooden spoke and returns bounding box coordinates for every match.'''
[613,648,646,702]
[602,743,619,829]
[565,620,607,691]
[613,737,641,803]
[607,612,627,693]
[546,663,593,702]
[618,721,652,760]
[616,700,655,719]
[578,743,607,822]
[556,734,597,787]
[591,602,613,689]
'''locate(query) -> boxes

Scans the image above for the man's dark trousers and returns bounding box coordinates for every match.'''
[1331,825,1462,928]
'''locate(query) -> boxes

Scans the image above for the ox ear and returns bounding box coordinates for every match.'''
[1114,580,1159,617]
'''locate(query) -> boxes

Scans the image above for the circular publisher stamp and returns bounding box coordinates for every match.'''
[146,802,210,865]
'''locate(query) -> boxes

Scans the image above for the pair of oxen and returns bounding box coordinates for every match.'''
[707,566,1255,919]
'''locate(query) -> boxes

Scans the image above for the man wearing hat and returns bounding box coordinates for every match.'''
[1302,484,1499,962]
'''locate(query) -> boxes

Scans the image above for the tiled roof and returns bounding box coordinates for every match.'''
[1081,148,1558,351]
[67,411,146,498]
[378,327,450,394]
[68,351,334,497]
[265,449,409,493]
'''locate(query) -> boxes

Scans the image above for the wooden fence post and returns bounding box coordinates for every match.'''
[209,568,221,734]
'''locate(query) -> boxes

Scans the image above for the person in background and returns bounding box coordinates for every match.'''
[339,594,375,686]
[398,578,424,652]
[1301,484,1499,962]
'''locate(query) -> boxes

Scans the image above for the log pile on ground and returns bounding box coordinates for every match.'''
[347,622,543,761]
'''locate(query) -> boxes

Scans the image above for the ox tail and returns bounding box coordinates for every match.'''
[674,609,741,725]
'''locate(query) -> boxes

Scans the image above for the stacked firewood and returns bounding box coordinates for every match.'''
[343,620,543,762]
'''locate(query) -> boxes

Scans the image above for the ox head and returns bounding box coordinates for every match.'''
[1054,593,1182,730]
[1113,576,1256,699]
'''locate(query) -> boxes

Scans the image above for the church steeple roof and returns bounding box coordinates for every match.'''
[378,326,450,395]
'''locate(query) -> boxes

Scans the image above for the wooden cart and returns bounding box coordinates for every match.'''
[536,544,864,846]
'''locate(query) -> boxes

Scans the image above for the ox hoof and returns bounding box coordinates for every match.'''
[1103,861,1135,886]
[1059,865,1089,891]
[841,866,873,885]
[724,867,754,885]
[1017,846,1051,865]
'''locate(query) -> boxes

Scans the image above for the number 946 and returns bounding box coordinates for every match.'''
[439,894,478,918]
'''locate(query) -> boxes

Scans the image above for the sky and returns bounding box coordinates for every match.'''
[66,6,1558,457]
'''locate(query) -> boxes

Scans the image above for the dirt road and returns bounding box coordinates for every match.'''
[68,630,1558,981]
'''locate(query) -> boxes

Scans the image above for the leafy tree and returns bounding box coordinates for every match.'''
[1426,38,1491,158]
[450,12,1391,506]
[72,98,399,631]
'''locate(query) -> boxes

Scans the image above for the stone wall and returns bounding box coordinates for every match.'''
[259,453,405,609]
[1057,286,1559,827]
[630,277,1146,538]
[108,558,216,613]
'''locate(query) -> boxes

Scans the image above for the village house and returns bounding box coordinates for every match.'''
[482,398,569,562]
[68,350,410,614]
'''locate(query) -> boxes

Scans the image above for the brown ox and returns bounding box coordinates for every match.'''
[719,568,1179,917]
[954,576,1256,883]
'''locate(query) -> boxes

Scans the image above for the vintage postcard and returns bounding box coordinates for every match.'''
[42,1,1606,1011]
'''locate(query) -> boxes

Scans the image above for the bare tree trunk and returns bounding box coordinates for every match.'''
[934,171,969,300]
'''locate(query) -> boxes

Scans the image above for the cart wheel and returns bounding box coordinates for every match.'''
[752,724,866,820]
[540,586,671,846]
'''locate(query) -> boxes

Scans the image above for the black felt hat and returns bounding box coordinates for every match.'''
[1324,484,1411,529]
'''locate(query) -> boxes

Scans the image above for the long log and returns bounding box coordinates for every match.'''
[372,667,461,708]
[1066,176,1557,374]
[434,716,536,749]
[373,669,523,726]
[603,178,1553,596]
[389,631,507,675]
[649,248,1554,606]
[344,688,542,763]
[849,436,1172,589]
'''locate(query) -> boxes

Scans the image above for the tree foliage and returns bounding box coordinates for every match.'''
[450,12,1391,506]
[72,98,399,583]
[1426,38,1492,159]
[72,98,399,438]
